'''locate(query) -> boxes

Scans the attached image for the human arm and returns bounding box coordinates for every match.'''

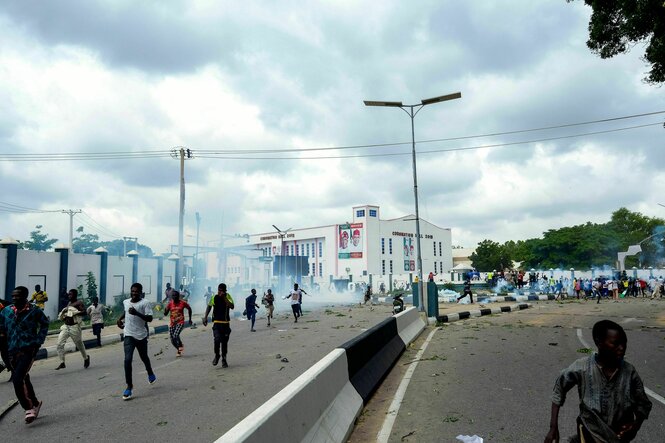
[617,369,653,440]
[117,312,125,328]
[186,303,192,325]
[226,294,234,310]
[203,305,211,327]
[163,302,170,316]
[543,403,560,443]
[36,310,50,346]
[128,302,153,323]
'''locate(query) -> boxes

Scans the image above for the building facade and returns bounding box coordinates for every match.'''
[222,205,453,289]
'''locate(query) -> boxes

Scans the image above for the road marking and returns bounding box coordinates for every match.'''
[576,328,665,407]
[376,327,439,443]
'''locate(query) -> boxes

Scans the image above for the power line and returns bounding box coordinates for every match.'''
[79,211,123,239]
[193,121,663,161]
[0,110,662,161]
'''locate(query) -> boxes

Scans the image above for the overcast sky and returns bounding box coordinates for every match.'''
[0,0,663,253]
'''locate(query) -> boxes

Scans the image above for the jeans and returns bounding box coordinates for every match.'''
[212,323,231,358]
[123,336,154,389]
[10,348,39,410]
[247,311,256,329]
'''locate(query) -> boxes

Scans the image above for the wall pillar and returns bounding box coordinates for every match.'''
[128,251,139,285]
[1,239,19,300]
[157,256,164,302]
[55,244,70,312]
[94,247,108,305]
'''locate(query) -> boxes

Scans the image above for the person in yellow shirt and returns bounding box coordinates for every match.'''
[31,285,48,310]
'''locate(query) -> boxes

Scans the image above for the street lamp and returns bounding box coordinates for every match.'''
[364,92,462,313]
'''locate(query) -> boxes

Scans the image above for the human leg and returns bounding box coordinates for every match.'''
[291,304,298,322]
[134,337,154,377]
[69,324,89,363]
[10,349,39,411]
[221,324,231,365]
[0,335,12,372]
[123,336,137,388]
[56,325,69,365]
[169,325,179,349]
[250,312,256,331]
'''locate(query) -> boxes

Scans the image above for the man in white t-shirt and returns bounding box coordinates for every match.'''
[286,284,302,323]
[117,283,156,400]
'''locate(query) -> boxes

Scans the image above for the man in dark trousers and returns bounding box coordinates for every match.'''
[0,286,49,423]
[203,283,234,368]
[457,279,473,304]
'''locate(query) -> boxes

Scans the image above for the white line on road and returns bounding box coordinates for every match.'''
[576,328,665,407]
[377,327,439,443]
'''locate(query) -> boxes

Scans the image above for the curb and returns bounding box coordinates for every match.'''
[436,303,531,323]
[216,307,426,443]
[36,324,184,361]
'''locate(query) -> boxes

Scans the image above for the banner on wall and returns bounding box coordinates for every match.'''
[403,237,415,271]
[338,223,363,258]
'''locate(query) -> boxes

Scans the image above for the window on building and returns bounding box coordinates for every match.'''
[356,209,365,217]
[439,242,442,256]
[382,260,386,275]
[381,238,385,254]
[433,241,437,256]
[312,242,315,257]
[389,238,393,254]
[306,243,310,256]
[312,263,315,275]
[389,260,393,274]
[369,209,377,217]
[319,262,323,277]
[319,241,322,257]
[290,245,294,255]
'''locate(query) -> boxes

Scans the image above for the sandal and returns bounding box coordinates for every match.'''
[25,409,36,424]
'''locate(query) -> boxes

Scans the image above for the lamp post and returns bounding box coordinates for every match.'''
[364,92,462,313]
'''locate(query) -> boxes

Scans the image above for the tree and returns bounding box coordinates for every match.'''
[470,239,512,271]
[72,226,101,254]
[19,225,58,251]
[570,0,665,84]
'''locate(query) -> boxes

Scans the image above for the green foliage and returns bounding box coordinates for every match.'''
[470,239,512,271]
[570,0,665,84]
[72,227,154,257]
[474,207,665,270]
[19,225,58,251]
[84,271,98,305]
[72,226,101,254]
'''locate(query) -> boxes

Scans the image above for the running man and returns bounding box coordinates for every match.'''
[286,284,302,322]
[544,320,652,442]
[55,289,90,370]
[263,289,275,327]
[0,286,49,423]
[87,296,107,347]
[117,283,156,400]
[203,283,234,368]
[163,290,192,357]
[245,289,259,332]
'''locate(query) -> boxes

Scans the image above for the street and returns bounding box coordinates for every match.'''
[0,303,389,442]
[349,299,665,442]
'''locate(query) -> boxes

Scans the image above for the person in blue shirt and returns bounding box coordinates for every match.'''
[245,289,260,332]
[0,286,49,424]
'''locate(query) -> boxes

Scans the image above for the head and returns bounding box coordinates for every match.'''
[92,296,99,305]
[218,283,227,294]
[130,283,143,302]
[207,286,212,292]
[171,290,180,303]
[35,284,41,292]
[592,320,627,363]
[340,231,349,249]
[166,282,171,289]
[352,229,360,246]
[68,288,78,302]
[294,283,299,290]
[267,289,272,295]
[12,286,29,308]
[251,288,256,295]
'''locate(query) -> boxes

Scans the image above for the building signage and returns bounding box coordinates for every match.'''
[392,231,433,239]
[260,233,295,241]
[338,223,363,259]
[403,237,415,271]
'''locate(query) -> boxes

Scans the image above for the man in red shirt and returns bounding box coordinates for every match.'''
[163,291,192,357]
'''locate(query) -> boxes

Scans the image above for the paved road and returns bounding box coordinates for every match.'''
[0,303,389,442]
[349,298,665,443]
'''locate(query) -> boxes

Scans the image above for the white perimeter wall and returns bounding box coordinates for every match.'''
[138,257,158,302]
[107,256,133,301]
[15,249,61,319]
[68,252,101,299]
[163,259,175,293]
[0,248,6,301]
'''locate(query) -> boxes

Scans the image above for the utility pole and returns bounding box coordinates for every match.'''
[171,147,194,286]
[62,209,82,249]
[272,225,292,292]
[194,211,201,284]
[123,236,138,256]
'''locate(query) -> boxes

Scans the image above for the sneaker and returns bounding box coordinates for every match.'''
[212,355,220,366]
[25,408,36,423]
[148,374,157,384]
[178,346,184,356]
[251,329,256,332]
[221,358,228,368]
[84,356,90,369]
[122,388,133,400]
[55,363,66,370]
